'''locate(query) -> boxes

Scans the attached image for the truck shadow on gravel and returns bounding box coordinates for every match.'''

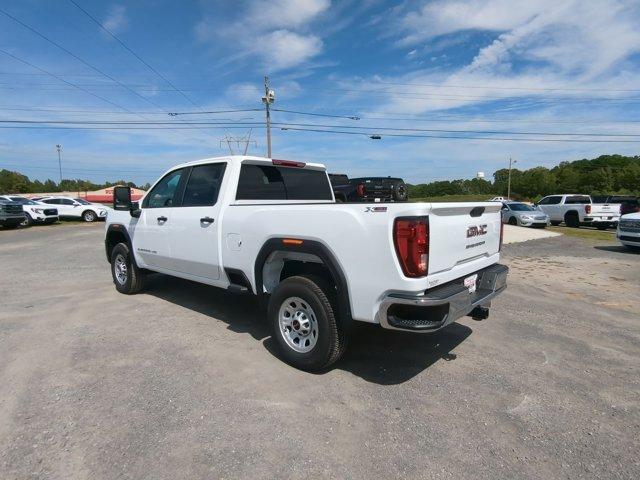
[594,245,639,254]
[144,274,472,385]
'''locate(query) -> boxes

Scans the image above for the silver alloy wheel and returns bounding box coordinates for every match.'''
[278,296,319,353]
[84,211,96,222]
[114,253,128,285]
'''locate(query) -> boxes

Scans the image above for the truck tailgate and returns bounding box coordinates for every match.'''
[591,204,620,215]
[427,203,501,275]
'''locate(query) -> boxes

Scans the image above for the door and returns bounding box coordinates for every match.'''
[167,162,227,280]
[133,168,186,269]
[538,196,562,220]
[61,198,82,217]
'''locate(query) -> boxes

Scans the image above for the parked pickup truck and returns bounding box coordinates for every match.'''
[105,156,508,370]
[536,194,620,229]
[328,174,408,202]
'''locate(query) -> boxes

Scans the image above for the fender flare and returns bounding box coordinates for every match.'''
[254,238,352,320]
[105,224,133,262]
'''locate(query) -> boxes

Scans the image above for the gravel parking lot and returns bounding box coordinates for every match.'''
[1,223,638,479]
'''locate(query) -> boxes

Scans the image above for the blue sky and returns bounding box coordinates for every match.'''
[1,0,639,185]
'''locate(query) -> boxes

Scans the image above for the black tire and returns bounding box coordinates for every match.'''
[393,183,408,202]
[2,221,21,229]
[550,221,561,226]
[82,210,97,222]
[21,213,33,227]
[565,212,580,228]
[268,274,348,371]
[110,243,145,294]
[508,216,518,226]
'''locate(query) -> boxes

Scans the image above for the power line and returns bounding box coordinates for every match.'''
[272,108,360,120]
[278,126,640,143]
[2,119,639,138]
[67,0,204,111]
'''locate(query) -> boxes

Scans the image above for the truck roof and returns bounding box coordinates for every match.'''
[171,155,326,171]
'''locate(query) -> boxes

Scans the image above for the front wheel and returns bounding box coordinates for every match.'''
[508,216,518,226]
[82,210,97,222]
[268,274,348,371]
[21,213,33,227]
[110,243,145,294]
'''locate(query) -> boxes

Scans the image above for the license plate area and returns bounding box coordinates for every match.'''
[464,274,478,293]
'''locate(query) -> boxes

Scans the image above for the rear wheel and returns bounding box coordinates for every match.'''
[268,274,348,371]
[110,243,145,294]
[82,210,97,222]
[565,212,580,228]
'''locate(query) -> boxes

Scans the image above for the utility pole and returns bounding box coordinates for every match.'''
[56,144,63,185]
[507,156,517,199]
[262,76,275,158]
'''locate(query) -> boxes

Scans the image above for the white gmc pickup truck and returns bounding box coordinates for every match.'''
[105,156,508,370]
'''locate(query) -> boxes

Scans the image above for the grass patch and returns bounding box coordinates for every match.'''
[547,226,617,242]
[410,194,493,203]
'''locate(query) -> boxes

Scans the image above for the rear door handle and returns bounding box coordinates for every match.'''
[157,216,167,223]
[200,217,214,224]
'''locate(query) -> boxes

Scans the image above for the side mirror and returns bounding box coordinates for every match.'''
[113,186,132,211]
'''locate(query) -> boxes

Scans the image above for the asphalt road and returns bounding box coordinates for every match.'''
[1,223,638,479]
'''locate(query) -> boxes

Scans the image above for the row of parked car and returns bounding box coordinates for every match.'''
[0,195,109,229]
[497,194,639,230]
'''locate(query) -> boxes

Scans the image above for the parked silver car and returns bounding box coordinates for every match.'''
[501,201,550,228]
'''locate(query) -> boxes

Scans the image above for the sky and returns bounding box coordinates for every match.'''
[0,0,639,186]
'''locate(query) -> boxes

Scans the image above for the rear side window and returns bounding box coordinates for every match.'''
[565,196,590,204]
[236,164,332,201]
[182,163,226,207]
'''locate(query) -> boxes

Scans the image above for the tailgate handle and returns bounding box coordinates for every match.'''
[470,206,485,217]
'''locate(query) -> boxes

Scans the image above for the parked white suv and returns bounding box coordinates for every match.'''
[617,213,640,251]
[536,194,620,229]
[0,195,58,226]
[105,155,508,370]
[38,196,108,222]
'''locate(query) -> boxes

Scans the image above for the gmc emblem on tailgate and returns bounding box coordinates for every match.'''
[467,224,488,238]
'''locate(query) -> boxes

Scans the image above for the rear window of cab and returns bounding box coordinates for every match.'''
[236,164,332,201]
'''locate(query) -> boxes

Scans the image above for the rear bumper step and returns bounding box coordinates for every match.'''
[378,263,508,333]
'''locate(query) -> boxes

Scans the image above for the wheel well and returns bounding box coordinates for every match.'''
[105,228,128,260]
[565,210,578,218]
[262,251,334,294]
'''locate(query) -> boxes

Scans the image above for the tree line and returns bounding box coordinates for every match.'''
[408,154,640,200]
[0,169,151,194]
[2,154,639,199]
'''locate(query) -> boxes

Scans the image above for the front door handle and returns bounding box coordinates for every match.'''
[200,217,214,224]
[157,216,167,223]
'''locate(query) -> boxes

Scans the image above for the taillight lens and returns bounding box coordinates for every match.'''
[356,183,366,197]
[585,204,591,214]
[394,217,429,277]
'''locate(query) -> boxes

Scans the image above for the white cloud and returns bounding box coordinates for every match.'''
[257,30,323,70]
[195,0,329,71]
[102,5,128,33]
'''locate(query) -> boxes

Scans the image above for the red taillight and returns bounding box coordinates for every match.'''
[585,204,591,214]
[394,217,429,277]
[499,221,504,251]
[356,183,366,197]
[272,159,306,168]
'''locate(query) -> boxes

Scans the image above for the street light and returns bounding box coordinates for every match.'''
[56,144,63,185]
[507,157,517,199]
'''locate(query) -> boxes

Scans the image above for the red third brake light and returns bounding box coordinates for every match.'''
[585,204,592,214]
[272,159,306,168]
[394,217,429,277]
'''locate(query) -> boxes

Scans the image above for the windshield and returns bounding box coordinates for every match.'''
[508,203,536,212]
[74,198,91,205]
[9,197,37,205]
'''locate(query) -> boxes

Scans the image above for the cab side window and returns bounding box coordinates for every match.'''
[182,163,226,207]
[144,169,185,208]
